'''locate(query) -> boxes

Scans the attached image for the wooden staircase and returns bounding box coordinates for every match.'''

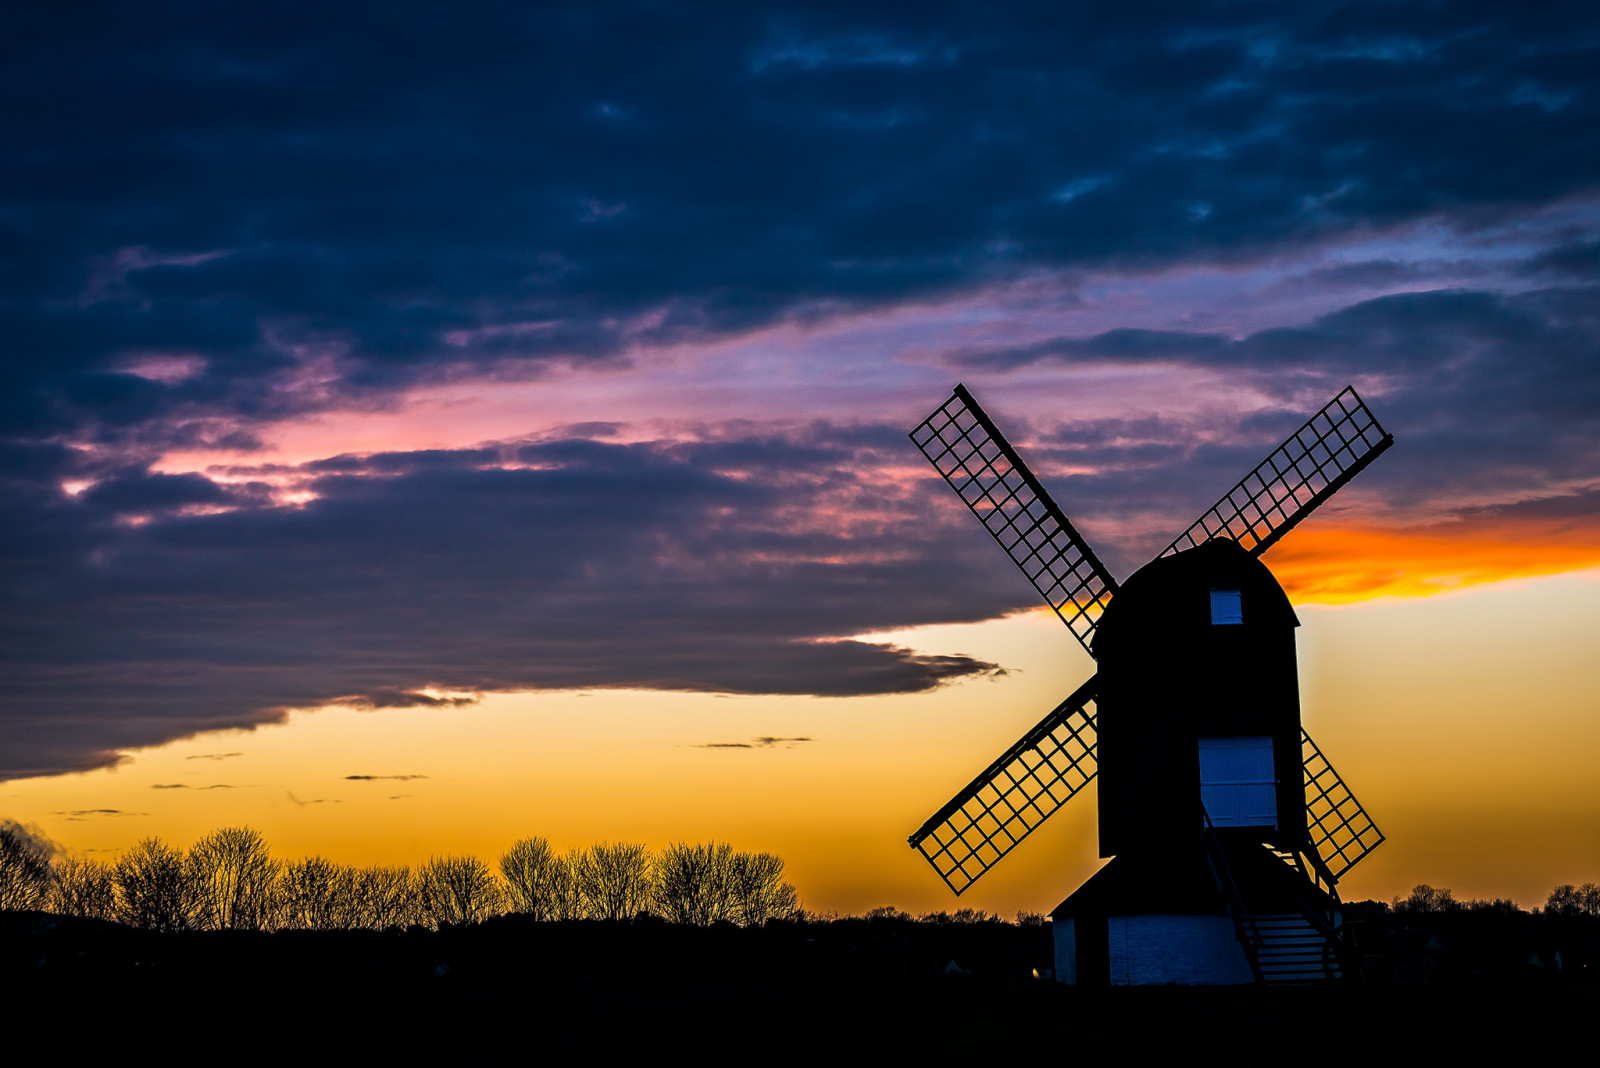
[1237,912,1341,984]
[1202,810,1346,986]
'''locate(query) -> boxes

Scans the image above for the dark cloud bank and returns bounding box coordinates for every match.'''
[6,280,1598,779]
[1,426,1019,778]
[5,2,1598,444]
[957,285,1600,547]
[3,3,1599,777]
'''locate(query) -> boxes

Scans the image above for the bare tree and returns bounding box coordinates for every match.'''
[574,842,652,921]
[548,849,585,920]
[189,826,280,930]
[354,865,418,929]
[278,856,361,930]
[499,837,571,921]
[727,850,798,926]
[51,856,117,921]
[114,837,196,932]
[1394,884,1460,913]
[0,820,57,911]
[654,841,734,925]
[416,855,503,927]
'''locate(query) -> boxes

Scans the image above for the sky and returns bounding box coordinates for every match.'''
[3,1,1598,915]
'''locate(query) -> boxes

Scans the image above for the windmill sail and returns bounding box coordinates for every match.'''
[1161,386,1394,559]
[909,676,1100,894]
[911,384,1119,660]
[1302,728,1385,879]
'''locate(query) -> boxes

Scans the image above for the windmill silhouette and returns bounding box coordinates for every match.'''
[908,384,1393,985]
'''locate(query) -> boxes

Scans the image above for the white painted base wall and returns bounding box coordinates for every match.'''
[1108,914,1254,986]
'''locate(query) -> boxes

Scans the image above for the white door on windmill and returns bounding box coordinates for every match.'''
[1199,736,1277,828]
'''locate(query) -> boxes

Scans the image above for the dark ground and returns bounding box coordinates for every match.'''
[4,909,1596,1058]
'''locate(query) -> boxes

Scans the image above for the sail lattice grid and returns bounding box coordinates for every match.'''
[909,682,1099,895]
[911,386,1117,657]
[1163,386,1394,559]
[1302,728,1385,879]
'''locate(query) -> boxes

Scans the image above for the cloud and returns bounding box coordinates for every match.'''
[2,423,1018,779]
[344,775,429,781]
[185,753,244,761]
[940,284,1600,567]
[151,783,237,790]
[1521,239,1600,280]
[4,4,1598,452]
[5,275,1600,783]
[286,793,339,807]
[695,736,814,750]
[2,4,1598,782]
[52,809,141,820]
[335,691,480,711]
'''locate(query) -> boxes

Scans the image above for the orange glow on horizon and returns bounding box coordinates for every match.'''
[1266,513,1600,605]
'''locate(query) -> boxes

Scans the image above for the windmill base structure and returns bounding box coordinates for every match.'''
[1051,841,1342,986]
[906,385,1392,987]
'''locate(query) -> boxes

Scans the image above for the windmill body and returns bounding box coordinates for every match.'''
[1093,538,1303,859]
[907,384,1393,986]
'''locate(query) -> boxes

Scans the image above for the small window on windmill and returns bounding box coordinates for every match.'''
[1209,588,1243,625]
[1199,736,1276,829]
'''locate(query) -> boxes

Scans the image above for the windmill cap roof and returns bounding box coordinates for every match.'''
[1092,538,1298,653]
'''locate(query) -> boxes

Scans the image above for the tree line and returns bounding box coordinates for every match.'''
[1388,882,1600,917]
[0,820,798,932]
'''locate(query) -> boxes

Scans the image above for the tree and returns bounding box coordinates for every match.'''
[654,841,734,925]
[353,865,418,929]
[952,907,999,923]
[547,849,585,920]
[52,856,116,921]
[573,842,652,921]
[1394,884,1459,913]
[499,837,568,921]
[189,826,280,930]
[278,856,360,930]
[114,837,196,932]
[0,820,56,911]
[417,855,502,927]
[727,850,798,926]
[1546,882,1600,917]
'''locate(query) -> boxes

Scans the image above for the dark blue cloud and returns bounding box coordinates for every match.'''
[0,426,1022,778]
[4,1,1598,442]
[947,280,1600,558]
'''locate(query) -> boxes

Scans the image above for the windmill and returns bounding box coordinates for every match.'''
[907,384,1393,986]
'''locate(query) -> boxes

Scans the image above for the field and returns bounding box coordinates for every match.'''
[4,908,1596,1058]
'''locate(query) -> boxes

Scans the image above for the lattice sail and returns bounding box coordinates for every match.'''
[911,384,1118,659]
[1162,386,1394,559]
[1302,728,1384,880]
[909,677,1099,895]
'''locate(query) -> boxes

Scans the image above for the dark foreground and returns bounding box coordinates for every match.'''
[4,910,1596,1058]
